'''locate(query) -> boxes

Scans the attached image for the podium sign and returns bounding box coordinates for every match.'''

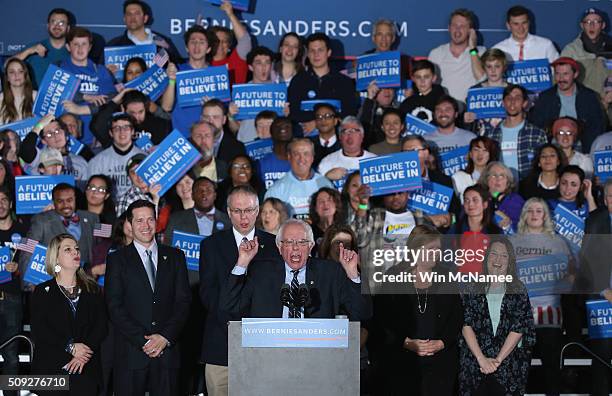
[241,318,348,348]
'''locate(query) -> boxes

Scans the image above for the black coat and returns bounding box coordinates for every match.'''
[106,30,183,65]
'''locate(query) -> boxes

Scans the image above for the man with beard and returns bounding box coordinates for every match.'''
[190,120,229,182]
[200,99,246,164]
[257,117,292,189]
[88,113,145,199]
[90,89,172,148]
[562,8,612,99]
[15,8,72,88]
[486,84,547,180]
[529,57,607,153]
[425,95,475,155]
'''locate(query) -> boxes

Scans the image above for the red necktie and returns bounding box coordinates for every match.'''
[62,214,79,228]
[518,43,524,61]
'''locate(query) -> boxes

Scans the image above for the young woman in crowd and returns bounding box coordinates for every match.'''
[0,58,37,124]
[519,143,567,201]
[83,174,116,225]
[459,235,536,396]
[308,187,345,247]
[216,155,265,211]
[551,117,593,178]
[256,197,289,235]
[272,32,304,86]
[368,108,404,155]
[548,165,597,221]
[452,136,498,203]
[479,162,525,233]
[0,129,23,175]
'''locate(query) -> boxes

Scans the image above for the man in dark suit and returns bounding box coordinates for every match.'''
[199,185,279,396]
[19,183,98,273]
[201,99,246,164]
[222,219,370,321]
[105,200,191,396]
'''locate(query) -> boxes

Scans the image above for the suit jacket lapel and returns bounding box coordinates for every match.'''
[220,231,239,272]
[187,209,199,235]
[304,259,318,317]
[154,246,170,294]
[274,259,286,317]
[128,244,154,295]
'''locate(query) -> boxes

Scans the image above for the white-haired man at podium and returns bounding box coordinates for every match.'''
[221,219,371,321]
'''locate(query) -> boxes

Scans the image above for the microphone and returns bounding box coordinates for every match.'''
[280,283,291,307]
[296,284,309,308]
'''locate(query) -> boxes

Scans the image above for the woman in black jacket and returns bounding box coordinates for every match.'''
[31,233,107,395]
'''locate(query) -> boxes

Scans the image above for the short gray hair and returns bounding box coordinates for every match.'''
[339,116,364,134]
[275,219,315,247]
[226,185,260,210]
[373,19,397,37]
[478,161,516,193]
[190,120,219,138]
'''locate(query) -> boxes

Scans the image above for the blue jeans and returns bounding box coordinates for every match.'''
[0,291,23,396]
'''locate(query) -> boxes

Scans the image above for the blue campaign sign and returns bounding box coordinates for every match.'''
[440,145,469,177]
[586,299,612,339]
[407,181,454,215]
[124,64,169,101]
[135,134,154,153]
[23,245,50,286]
[355,51,402,91]
[403,114,437,136]
[135,130,202,196]
[171,230,205,272]
[15,175,75,215]
[241,318,349,348]
[232,83,287,120]
[104,44,157,81]
[593,150,612,182]
[206,0,250,11]
[300,99,342,112]
[606,60,612,70]
[176,66,231,107]
[553,205,585,252]
[466,87,505,119]
[517,254,571,297]
[394,80,413,103]
[0,116,40,141]
[67,134,84,156]
[0,247,12,284]
[33,65,80,117]
[245,138,273,161]
[505,59,552,92]
[360,151,422,196]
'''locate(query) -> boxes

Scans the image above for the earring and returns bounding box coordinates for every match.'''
[54,265,61,273]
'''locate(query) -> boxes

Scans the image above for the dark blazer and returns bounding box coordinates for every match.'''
[31,279,107,394]
[310,134,341,169]
[19,210,99,272]
[577,208,612,293]
[106,30,182,65]
[105,243,191,371]
[221,257,371,321]
[163,208,231,245]
[199,228,279,365]
[217,131,246,165]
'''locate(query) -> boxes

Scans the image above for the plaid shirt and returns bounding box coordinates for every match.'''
[485,121,548,180]
[116,185,153,216]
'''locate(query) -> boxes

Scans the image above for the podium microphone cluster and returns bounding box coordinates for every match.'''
[280,284,309,312]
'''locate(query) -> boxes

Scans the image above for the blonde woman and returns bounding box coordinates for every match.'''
[30,234,107,395]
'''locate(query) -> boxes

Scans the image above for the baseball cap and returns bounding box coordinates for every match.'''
[39,147,64,167]
[126,153,146,174]
[582,8,605,21]
[551,57,579,73]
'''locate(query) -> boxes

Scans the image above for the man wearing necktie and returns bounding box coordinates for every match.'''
[221,219,371,322]
[105,200,191,395]
[18,183,98,275]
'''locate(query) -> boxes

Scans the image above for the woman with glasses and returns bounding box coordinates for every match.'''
[551,117,593,178]
[519,143,568,201]
[216,155,265,212]
[459,235,536,396]
[479,162,525,233]
[452,136,499,204]
[0,57,37,124]
[83,175,116,224]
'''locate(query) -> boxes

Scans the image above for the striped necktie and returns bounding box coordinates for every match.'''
[289,269,301,318]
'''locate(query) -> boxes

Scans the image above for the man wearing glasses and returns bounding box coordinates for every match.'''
[311,103,341,168]
[199,185,279,396]
[88,113,145,199]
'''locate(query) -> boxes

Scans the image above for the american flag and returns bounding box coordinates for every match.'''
[93,223,113,238]
[15,237,38,254]
[154,49,169,68]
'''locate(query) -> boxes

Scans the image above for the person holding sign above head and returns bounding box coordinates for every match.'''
[359,82,398,149]
[0,58,37,125]
[452,136,499,204]
[272,32,304,86]
[479,162,525,234]
[484,84,548,181]
[459,235,536,396]
[529,56,607,153]
[519,143,567,201]
[199,185,279,396]
[317,116,376,187]
[30,233,107,396]
[116,153,161,216]
[426,95,475,155]
[552,117,594,178]
[265,138,333,220]
[398,59,445,125]
[105,200,191,396]
[368,108,404,155]
[493,5,559,63]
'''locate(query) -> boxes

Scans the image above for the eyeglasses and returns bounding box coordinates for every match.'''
[231,163,251,170]
[487,173,507,179]
[583,19,602,26]
[281,239,311,247]
[111,125,133,133]
[228,207,258,216]
[86,185,108,194]
[316,113,335,120]
[557,130,574,136]
[405,147,426,152]
[42,129,63,140]
[50,19,67,27]
[340,128,362,135]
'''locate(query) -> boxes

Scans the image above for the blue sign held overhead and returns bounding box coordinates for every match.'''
[300,99,342,113]
[23,245,50,286]
[403,114,437,136]
[232,83,287,120]
[440,145,469,177]
[176,66,231,107]
[355,51,402,91]
[135,130,202,196]
[241,318,349,348]
[407,181,454,215]
[171,231,205,272]
[104,44,157,81]
[33,65,80,117]
[359,151,422,196]
[245,138,273,161]
[124,64,169,102]
[517,254,571,297]
[586,299,612,339]
[0,117,40,141]
[505,59,552,92]
[15,175,75,215]
[467,87,505,119]
[593,150,612,183]
[0,247,12,284]
[206,0,250,11]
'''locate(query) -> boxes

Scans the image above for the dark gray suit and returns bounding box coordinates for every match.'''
[19,209,99,274]
[163,208,231,245]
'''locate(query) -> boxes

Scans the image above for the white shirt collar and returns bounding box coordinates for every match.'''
[133,239,158,266]
[319,134,337,147]
[233,227,256,248]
